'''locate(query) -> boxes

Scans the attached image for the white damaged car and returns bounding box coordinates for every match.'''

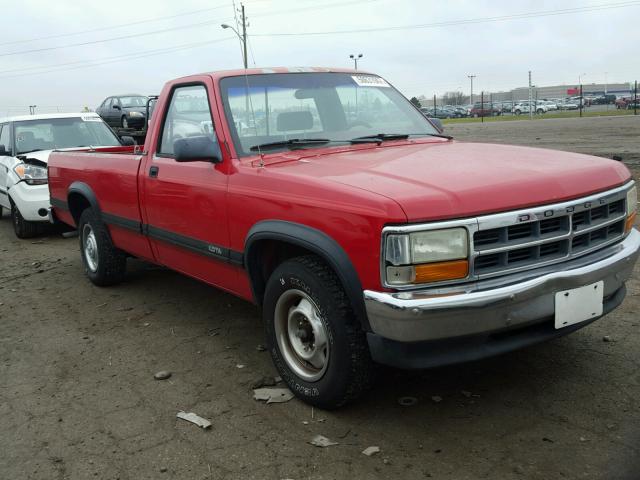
[0,113,124,238]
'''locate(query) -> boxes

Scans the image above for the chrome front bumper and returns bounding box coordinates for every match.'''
[364,229,640,343]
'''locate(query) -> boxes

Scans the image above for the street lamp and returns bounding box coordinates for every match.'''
[349,53,363,70]
[221,22,247,69]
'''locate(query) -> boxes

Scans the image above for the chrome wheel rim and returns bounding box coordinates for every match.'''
[82,224,99,272]
[274,289,329,382]
[122,117,128,128]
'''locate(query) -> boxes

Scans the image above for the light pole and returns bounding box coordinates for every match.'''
[349,53,363,70]
[467,75,476,106]
[578,73,586,117]
[221,5,248,69]
[29,105,37,115]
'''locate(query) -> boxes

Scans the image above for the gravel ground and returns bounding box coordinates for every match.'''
[1,115,639,480]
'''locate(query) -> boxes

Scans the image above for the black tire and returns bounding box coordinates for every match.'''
[515,110,522,116]
[78,208,126,286]
[121,116,128,128]
[263,255,374,409]
[11,202,43,239]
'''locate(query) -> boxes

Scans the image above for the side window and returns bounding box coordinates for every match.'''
[0,123,11,155]
[159,85,215,156]
[112,98,120,108]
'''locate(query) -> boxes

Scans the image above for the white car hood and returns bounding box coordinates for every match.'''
[18,149,54,163]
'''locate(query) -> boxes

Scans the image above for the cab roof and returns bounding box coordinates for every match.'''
[173,66,373,83]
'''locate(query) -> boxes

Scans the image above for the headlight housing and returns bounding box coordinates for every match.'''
[13,163,48,185]
[626,185,637,232]
[128,111,144,118]
[384,227,470,286]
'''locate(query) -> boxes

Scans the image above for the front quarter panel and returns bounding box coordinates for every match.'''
[228,161,407,292]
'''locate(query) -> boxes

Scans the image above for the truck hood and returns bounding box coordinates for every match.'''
[272,141,631,222]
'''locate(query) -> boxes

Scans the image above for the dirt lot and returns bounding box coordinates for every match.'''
[1,115,639,480]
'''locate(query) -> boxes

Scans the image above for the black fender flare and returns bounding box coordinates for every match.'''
[244,220,370,331]
[67,181,101,224]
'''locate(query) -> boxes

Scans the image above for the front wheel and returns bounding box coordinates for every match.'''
[11,203,43,238]
[78,208,127,286]
[263,255,374,409]
[121,116,129,128]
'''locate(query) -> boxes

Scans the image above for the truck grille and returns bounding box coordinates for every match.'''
[472,190,628,278]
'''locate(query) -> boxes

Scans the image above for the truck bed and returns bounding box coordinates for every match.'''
[48,148,152,260]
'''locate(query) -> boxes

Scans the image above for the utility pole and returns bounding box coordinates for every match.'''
[528,71,533,120]
[467,75,475,105]
[349,54,363,70]
[221,3,248,69]
[241,4,248,69]
[635,80,638,116]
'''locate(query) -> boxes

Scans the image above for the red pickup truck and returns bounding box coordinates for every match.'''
[48,67,639,408]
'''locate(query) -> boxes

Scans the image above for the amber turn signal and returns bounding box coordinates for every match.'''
[414,259,469,283]
[625,211,637,233]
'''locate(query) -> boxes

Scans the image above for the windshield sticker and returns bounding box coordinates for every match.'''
[351,75,390,88]
[81,115,102,122]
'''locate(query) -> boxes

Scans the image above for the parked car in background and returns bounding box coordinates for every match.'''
[498,101,514,114]
[512,102,548,115]
[616,97,633,109]
[420,107,455,119]
[626,99,640,110]
[469,102,501,117]
[0,113,126,237]
[558,100,580,110]
[96,94,149,129]
[538,100,558,111]
[48,67,639,409]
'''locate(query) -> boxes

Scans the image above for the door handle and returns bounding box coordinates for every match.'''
[149,166,159,178]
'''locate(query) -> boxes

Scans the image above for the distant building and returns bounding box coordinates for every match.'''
[490,83,632,102]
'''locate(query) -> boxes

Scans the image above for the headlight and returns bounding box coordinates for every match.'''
[384,228,469,286]
[128,111,144,117]
[626,185,637,232]
[13,163,48,185]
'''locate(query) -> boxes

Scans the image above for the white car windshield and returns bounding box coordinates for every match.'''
[14,117,121,154]
[220,72,439,156]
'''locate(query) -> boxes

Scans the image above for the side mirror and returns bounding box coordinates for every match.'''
[429,117,444,133]
[173,136,222,163]
[120,135,135,146]
[113,105,121,110]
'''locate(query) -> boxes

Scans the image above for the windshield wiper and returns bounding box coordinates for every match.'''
[249,138,332,152]
[351,132,453,143]
[350,133,410,144]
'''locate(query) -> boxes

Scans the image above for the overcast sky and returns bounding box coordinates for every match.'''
[0,0,638,115]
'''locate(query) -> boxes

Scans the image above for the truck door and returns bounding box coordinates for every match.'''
[141,80,237,290]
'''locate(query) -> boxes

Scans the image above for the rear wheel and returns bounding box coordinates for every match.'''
[11,202,42,238]
[263,255,374,409]
[78,208,126,286]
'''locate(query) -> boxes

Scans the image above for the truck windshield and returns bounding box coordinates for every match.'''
[14,117,121,154]
[219,72,439,156]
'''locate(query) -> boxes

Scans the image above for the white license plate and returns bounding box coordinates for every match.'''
[554,281,604,329]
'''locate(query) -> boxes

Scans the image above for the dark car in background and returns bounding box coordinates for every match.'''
[470,102,501,117]
[96,94,149,129]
